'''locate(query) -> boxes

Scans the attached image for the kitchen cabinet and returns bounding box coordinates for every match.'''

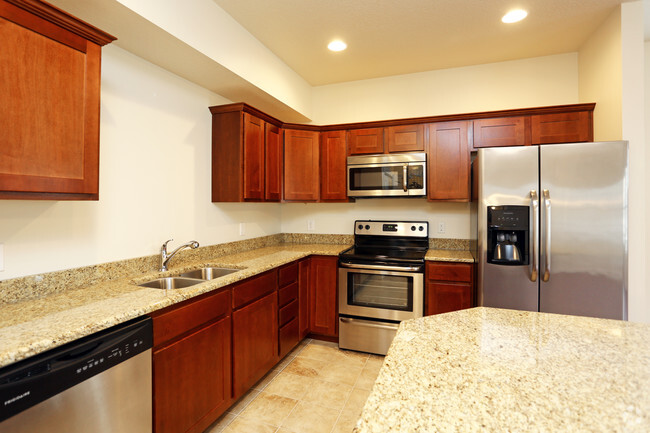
[320,130,348,201]
[386,124,425,152]
[348,128,384,155]
[284,129,320,201]
[0,0,115,200]
[426,121,471,201]
[209,104,283,202]
[231,270,279,399]
[278,262,300,358]
[425,262,474,316]
[151,289,232,433]
[473,116,529,148]
[309,255,338,337]
[298,258,311,339]
[531,111,592,144]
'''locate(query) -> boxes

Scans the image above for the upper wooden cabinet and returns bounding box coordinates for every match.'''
[531,111,592,144]
[347,128,384,155]
[243,113,265,201]
[0,0,115,200]
[265,123,283,201]
[320,130,348,201]
[427,121,471,202]
[473,116,529,149]
[386,124,425,152]
[284,129,320,202]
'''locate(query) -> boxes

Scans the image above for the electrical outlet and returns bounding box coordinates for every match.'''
[307,220,315,231]
[0,243,4,272]
[239,223,245,236]
[438,222,446,234]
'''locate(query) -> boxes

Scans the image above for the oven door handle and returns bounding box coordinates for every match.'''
[339,262,423,272]
[340,317,399,331]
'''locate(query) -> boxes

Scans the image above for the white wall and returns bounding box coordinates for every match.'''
[0,46,282,280]
[311,53,579,124]
[645,39,650,323]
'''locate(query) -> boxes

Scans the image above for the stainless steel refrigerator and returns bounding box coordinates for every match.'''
[477,141,628,320]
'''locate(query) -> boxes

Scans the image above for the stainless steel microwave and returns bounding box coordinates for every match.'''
[347,153,426,197]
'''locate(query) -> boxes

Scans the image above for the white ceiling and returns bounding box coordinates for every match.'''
[214,0,633,86]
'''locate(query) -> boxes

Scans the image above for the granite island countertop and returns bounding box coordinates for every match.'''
[355,307,650,432]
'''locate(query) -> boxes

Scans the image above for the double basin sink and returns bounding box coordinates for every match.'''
[138,267,241,290]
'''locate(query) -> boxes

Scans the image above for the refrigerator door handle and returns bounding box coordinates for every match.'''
[542,189,551,282]
[530,190,539,282]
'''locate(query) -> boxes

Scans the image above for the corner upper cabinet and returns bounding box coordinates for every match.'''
[320,130,348,201]
[284,129,320,201]
[426,121,471,201]
[209,104,282,202]
[0,0,115,200]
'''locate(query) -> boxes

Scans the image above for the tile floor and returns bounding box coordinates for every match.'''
[205,339,384,433]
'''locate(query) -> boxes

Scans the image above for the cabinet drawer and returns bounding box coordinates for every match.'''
[152,289,231,347]
[426,262,472,283]
[279,317,300,358]
[232,270,277,309]
[279,281,298,307]
[278,262,298,287]
[279,299,299,327]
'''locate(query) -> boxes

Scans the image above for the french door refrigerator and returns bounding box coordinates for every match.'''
[477,141,628,320]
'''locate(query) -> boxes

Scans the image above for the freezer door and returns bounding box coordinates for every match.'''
[478,146,539,311]
[539,141,628,320]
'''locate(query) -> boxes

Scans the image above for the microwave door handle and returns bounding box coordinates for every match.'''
[403,164,408,192]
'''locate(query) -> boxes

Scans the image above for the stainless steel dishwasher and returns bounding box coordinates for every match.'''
[0,316,152,432]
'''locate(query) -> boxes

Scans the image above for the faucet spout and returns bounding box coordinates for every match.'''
[160,239,200,271]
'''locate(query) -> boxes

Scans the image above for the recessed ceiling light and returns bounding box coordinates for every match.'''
[502,9,528,23]
[328,40,347,52]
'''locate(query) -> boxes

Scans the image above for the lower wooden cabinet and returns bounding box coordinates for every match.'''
[309,255,338,337]
[298,258,311,339]
[425,261,475,316]
[278,262,300,358]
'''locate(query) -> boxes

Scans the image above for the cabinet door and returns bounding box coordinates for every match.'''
[284,129,320,201]
[243,113,265,201]
[309,256,338,337]
[154,316,231,433]
[531,111,592,144]
[427,121,471,201]
[473,117,528,148]
[426,282,472,316]
[232,291,279,399]
[386,124,425,152]
[298,258,310,339]
[347,128,384,155]
[320,130,348,201]
[0,3,113,200]
[265,123,282,201]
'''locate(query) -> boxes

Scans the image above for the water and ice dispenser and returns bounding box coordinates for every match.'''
[487,205,529,266]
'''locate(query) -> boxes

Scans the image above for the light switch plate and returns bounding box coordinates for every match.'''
[438,222,446,234]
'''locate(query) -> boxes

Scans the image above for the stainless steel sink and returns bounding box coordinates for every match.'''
[177,267,240,280]
[138,277,204,290]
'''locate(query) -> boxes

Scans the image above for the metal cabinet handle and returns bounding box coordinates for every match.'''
[530,190,539,282]
[339,262,423,272]
[542,189,551,282]
[340,317,399,331]
[403,164,408,192]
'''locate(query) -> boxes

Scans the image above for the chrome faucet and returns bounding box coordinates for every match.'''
[160,239,199,272]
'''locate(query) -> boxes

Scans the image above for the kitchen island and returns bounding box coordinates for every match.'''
[354,307,650,432]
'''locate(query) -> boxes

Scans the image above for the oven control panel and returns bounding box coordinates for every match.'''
[354,220,428,237]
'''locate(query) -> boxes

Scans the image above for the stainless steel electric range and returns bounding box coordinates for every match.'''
[338,220,428,355]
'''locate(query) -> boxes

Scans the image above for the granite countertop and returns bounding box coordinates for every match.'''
[355,307,650,432]
[0,243,348,369]
[425,249,475,263]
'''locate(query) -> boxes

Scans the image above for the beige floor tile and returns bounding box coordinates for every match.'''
[222,417,278,433]
[252,368,282,391]
[273,354,296,372]
[328,350,368,369]
[345,388,371,413]
[264,371,314,400]
[283,356,328,378]
[364,355,385,372]
[281,401,340,433]
[308,339,339,349]
[353,365,381,391]
[318,361,363,386]
[227,389,261,415]
[297,343,340,362]
[276,429,294,433]
[301,378,353,410]
[239,391,298,426]
[204,412,236,433]
[331,406,363,433]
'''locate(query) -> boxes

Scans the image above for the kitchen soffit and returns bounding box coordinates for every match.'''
[213,0,630,86]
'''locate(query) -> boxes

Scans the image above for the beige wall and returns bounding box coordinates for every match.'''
[0,46,282,280]
[578,7,623,141]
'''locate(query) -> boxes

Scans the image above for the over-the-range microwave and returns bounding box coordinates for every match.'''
[347,152,426,198]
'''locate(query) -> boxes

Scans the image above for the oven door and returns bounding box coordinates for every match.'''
[338,263,424,321]
[347,161,426,197]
